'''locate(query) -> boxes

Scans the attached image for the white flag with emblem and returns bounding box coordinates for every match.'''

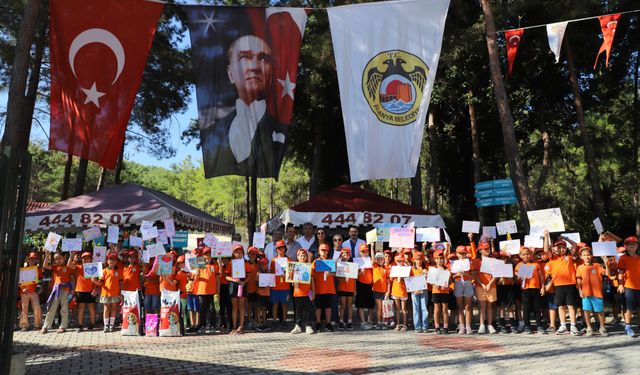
[546,21,568,63]
[328,0,449,182]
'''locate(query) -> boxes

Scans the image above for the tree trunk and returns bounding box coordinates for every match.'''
[114,142,125,184]
[468,90,486,224]
[1,0,42,149]
[533,100,551,198]
[480,0,535,225]
[18,1,48,152]
[269,178,274,220]
[309,119,324,197]
[97,167,107,191]
[426,110,439,213]
[250,175,257,240]
[410,159,423,208]
[565,41,606,223]
[74,158,88,197]
[634,52,639,237]
[61,153,73,200]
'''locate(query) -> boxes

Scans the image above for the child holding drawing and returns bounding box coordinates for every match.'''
[337,248,356,330]
[41,252,72,334]
[515,247,546,334]
[93,253,123,333]
[410,252,429,333]
[67,252,97,332]
[255,256,271,332]
[391,253,408,332]
[290,248,315,334]
[271,240,290,328]
[194,247,219,334]
[19,252,42,332]
[356,243,375,330]
[452,245,473,334]
[226,244,251,334]
[431,250,451,334]
[312,243,336,332]
[246,246,260,331]
[472,242,497,334]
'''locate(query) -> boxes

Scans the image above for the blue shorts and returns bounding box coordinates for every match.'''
[144,294,160,312]
[582,296,604,313]
[546,293,558,310]
[270,289,289,305]
[625,288,640,311]
[187,294,200,311]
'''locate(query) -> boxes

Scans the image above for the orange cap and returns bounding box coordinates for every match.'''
[259,257,269,265]
[28,252,40,259]
[455,245,467,253]
[624,236,638,244]
[276,240,286,248]
[554,240,567,247]
[359,243,369,251]
[341,248,351,257]
[107,253,118,260]
[81,251,92,258]
[478,242,490,250]
[394,254,405,262]
[248,246,259,255]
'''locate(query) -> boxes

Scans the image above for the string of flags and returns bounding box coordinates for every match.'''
[503,9,640,76]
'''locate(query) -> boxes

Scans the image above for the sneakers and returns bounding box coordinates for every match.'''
[443,327,449,334]
[76,326,84,333]
[103,326,111,333]
[40,328,48,335]
[524,327,533,335]
[500,326,510,334]
[394,324,401,331]
[346,322,353,331]
[306,325,315,334]
[361,322,371,330]
[399,325,407,332]
[556,325,568,335]
[585,328,594,337]
[517,321,525,332]
[376,323,383,330]
[337,321,345,330]
[570,325,580,336]
[599,327,609,337]
[290,324,303,334]
[488,325,497,334]
[416,329,424,333]
[477,325,486,334]
[326,323,335,332]
[458,326,466,335]
[315,323,322,332]
[20,327,29,332]
[88,324,94,331]
[56,328,66,334]
[466,326,473,335]
[537,327,548,335]
[625,325,636,338]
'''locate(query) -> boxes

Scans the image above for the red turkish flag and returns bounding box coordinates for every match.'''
[594,14,621,69]
[49,0,164,169]
[266,9,309,125]
[504,28,524,78]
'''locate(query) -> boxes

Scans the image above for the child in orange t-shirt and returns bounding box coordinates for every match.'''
[515,247,546,335]
[312,243,336,332]
[93,253,124,332]
[372,252,390,330]
[430,250,451,334]
[255,256,271,332]
[226,244,251,334]
[617,236,640,337]
[290,248,315,334]
[67,252,98,332]
[576,247,609,337]
[194,247,219,333]
[173,256,190,330]
[41,252,73,334]
[472,242,497,334]
[452,245,473,335]
[336,248,356,331]
[544,231,579,335]
[270,241,290,328]
[19,252,42,331]
[391,254,408,332]
[356,243,375,330]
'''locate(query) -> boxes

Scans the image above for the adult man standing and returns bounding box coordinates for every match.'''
[345,226,366,259]
[284,225,302,260]
[264,229,283,262]
[297,222,316,258]
[199,34,287,177]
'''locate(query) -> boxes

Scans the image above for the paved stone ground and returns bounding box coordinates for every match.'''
[13,323,640,375]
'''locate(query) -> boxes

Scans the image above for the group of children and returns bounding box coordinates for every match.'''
[18,230,640,338]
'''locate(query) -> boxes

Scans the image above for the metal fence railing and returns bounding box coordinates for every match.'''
[0,147,31,373]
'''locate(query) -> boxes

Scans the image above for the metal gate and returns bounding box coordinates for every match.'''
[0,147,31,373]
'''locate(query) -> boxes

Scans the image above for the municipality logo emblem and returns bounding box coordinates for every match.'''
[363,50,428,126]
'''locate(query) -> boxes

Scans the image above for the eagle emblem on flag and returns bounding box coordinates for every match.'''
[362,50,428,126]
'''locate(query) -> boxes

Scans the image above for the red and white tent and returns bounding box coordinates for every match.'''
[271,184,445,229]
[25,183,234,234]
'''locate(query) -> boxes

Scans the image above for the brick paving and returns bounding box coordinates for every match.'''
[12,323,640,375]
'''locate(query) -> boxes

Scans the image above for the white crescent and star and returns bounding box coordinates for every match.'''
[508,35,521,45]
[606,21,617,30]
[68,28,126,108]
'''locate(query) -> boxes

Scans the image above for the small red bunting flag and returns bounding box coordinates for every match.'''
[504,28,524,77]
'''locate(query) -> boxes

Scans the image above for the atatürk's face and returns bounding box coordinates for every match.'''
[227,35,273,105]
